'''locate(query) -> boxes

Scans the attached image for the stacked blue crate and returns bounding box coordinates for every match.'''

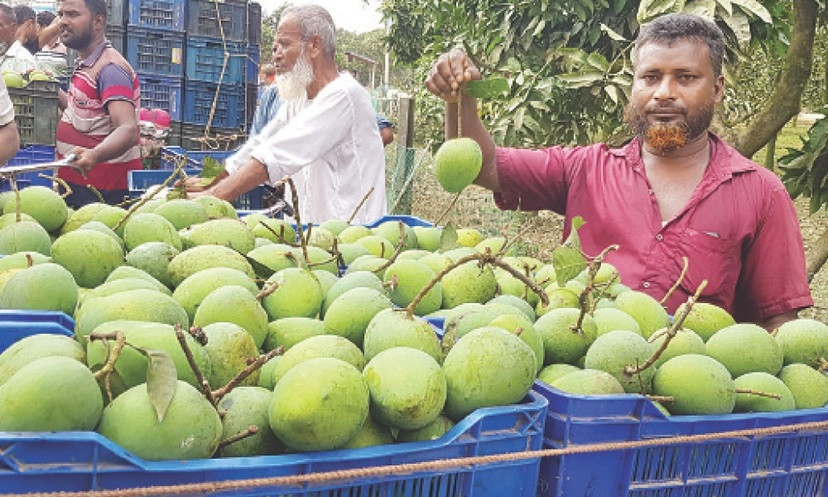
[127,0,185,125]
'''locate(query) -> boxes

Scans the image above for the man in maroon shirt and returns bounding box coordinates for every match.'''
[425,13,813,331]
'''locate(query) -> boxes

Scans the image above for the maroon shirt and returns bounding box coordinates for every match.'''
[494,133,813,322]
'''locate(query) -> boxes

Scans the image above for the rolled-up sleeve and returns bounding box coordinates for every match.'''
[493,145,573,215]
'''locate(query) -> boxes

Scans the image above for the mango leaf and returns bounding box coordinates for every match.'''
[685,0,716,19]
[201,156,225,179]
[586,52,609,71]
[439,222,459,251]
[718,9,751,46]
[464,78,510,99]
[604,84,620,104]
[243,253,277,280]
[730,0,772,23]
[637,0,683,24]
[599,23,628,42]
[558,71,605,88]
[143,349,177,423]
[552,216,587,286]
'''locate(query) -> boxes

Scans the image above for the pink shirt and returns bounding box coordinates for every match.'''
[494,133,813,322]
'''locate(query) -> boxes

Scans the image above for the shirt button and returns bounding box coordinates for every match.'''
[655,234,663,241]
[648,189,654,195]
[642,282,651,288]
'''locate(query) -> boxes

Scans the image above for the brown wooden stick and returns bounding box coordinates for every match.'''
[174,324,218,409]
[624,280,708,376]
[347,187,375,224]
[218,425,259,450]
[735,388,782,400]
[374,222,407,272]
[211,347,284,402]
[661,256,689,305]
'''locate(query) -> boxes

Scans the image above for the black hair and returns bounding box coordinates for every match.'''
[0,3,15,25]
[633,13,725,77]
[37,10,56,28]
[13,4,35,25]
[82,0,107,21]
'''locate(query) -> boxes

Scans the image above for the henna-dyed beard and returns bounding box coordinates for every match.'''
[625,100,714,154]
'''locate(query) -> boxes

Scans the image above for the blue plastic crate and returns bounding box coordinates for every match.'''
[185,36,246,84]
[0,145,57,191]
[365,215,434,228]
[106,0,126,26]
[187,0,248,42]
[127,0,185,31]
[0,309,75,333]
[129,169,267,210]
[0,389,546,496]
[0,320,74,351]
[125,26,184,77]
[248,2,262,46]
[160,146,236,170]
[533,380,828,497]
[247,44,260,84]
[136,73,182,121]
[183,80,246,129]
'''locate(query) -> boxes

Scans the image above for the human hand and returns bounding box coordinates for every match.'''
[425,48,481,103]
[175,175,214,193]
[68,147,99,177]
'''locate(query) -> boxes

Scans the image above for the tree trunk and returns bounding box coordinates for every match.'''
[734,0,819,158]
[807,227,828,283]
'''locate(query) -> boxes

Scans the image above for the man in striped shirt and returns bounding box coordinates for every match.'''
[55,0,140,207]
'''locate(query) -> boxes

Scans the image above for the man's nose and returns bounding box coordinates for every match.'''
[653,77,677,100]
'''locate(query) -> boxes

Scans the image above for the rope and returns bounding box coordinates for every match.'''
[5,418,828,497]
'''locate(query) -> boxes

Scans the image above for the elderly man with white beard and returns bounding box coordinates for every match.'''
[186,4,387,225]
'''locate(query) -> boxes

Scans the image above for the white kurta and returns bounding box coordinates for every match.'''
[226,72,387,225]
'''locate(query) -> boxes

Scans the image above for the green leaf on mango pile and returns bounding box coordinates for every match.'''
[463,78,509,99]
[552,216,587,287]
[243,253,278,280]
[199,156,226,186]
[439,222,459,251]
[141,348,177,423]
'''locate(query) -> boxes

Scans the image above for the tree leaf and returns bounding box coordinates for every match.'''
[637,0,682,24]
[145,349,177,423]
[599,22,628,42]
[464,78,510,99]
[730,0,772,23]
[685,0,717,19]
[586,52,609,71]
[243,253,278,280]
[604,84,620,104]
[439,222,458,251]
[719,10,751,47]
[201,156,225,179]
[558,71,605,88]
[552,216,587,286]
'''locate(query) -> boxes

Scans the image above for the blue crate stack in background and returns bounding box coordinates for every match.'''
[67,0,262,151]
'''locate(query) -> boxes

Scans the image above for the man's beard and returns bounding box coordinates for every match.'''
[62,25,93,50]
[275,50,314,101]
[625,101,714,154]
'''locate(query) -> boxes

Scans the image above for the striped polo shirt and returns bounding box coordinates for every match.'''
[57,39,141,191]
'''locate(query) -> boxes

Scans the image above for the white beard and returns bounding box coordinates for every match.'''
[275,50,314,101]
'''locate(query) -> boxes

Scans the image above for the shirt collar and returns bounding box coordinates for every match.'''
[610,132,750,179]
[5,40,25,57]
[77,39,111,69]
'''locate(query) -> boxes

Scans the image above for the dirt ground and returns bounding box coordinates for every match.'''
[407,165,828,323]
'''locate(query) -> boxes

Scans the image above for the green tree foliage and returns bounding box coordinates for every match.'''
[383,0,780,149]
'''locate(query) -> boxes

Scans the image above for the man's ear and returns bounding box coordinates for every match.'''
[307,34,323,59]
[713,74,725,105]
[93,13,105,31]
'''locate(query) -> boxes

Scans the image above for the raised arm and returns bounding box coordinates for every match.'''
[425,48,500,192]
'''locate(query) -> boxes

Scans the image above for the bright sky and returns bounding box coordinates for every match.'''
[260,0,385,34]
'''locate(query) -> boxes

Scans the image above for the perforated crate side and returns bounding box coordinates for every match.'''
[0,390,546,497]
[533,380,828,497]
[246,44,260,84]
[248,2,262,46]
[125,27,184,77]
[187,0,247,42]
[179,123,246,152]
[137,73,182,121]
[184,37,246,85]
[8,81,59,146]
[182,81,246,129]
[127,0,186,31]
